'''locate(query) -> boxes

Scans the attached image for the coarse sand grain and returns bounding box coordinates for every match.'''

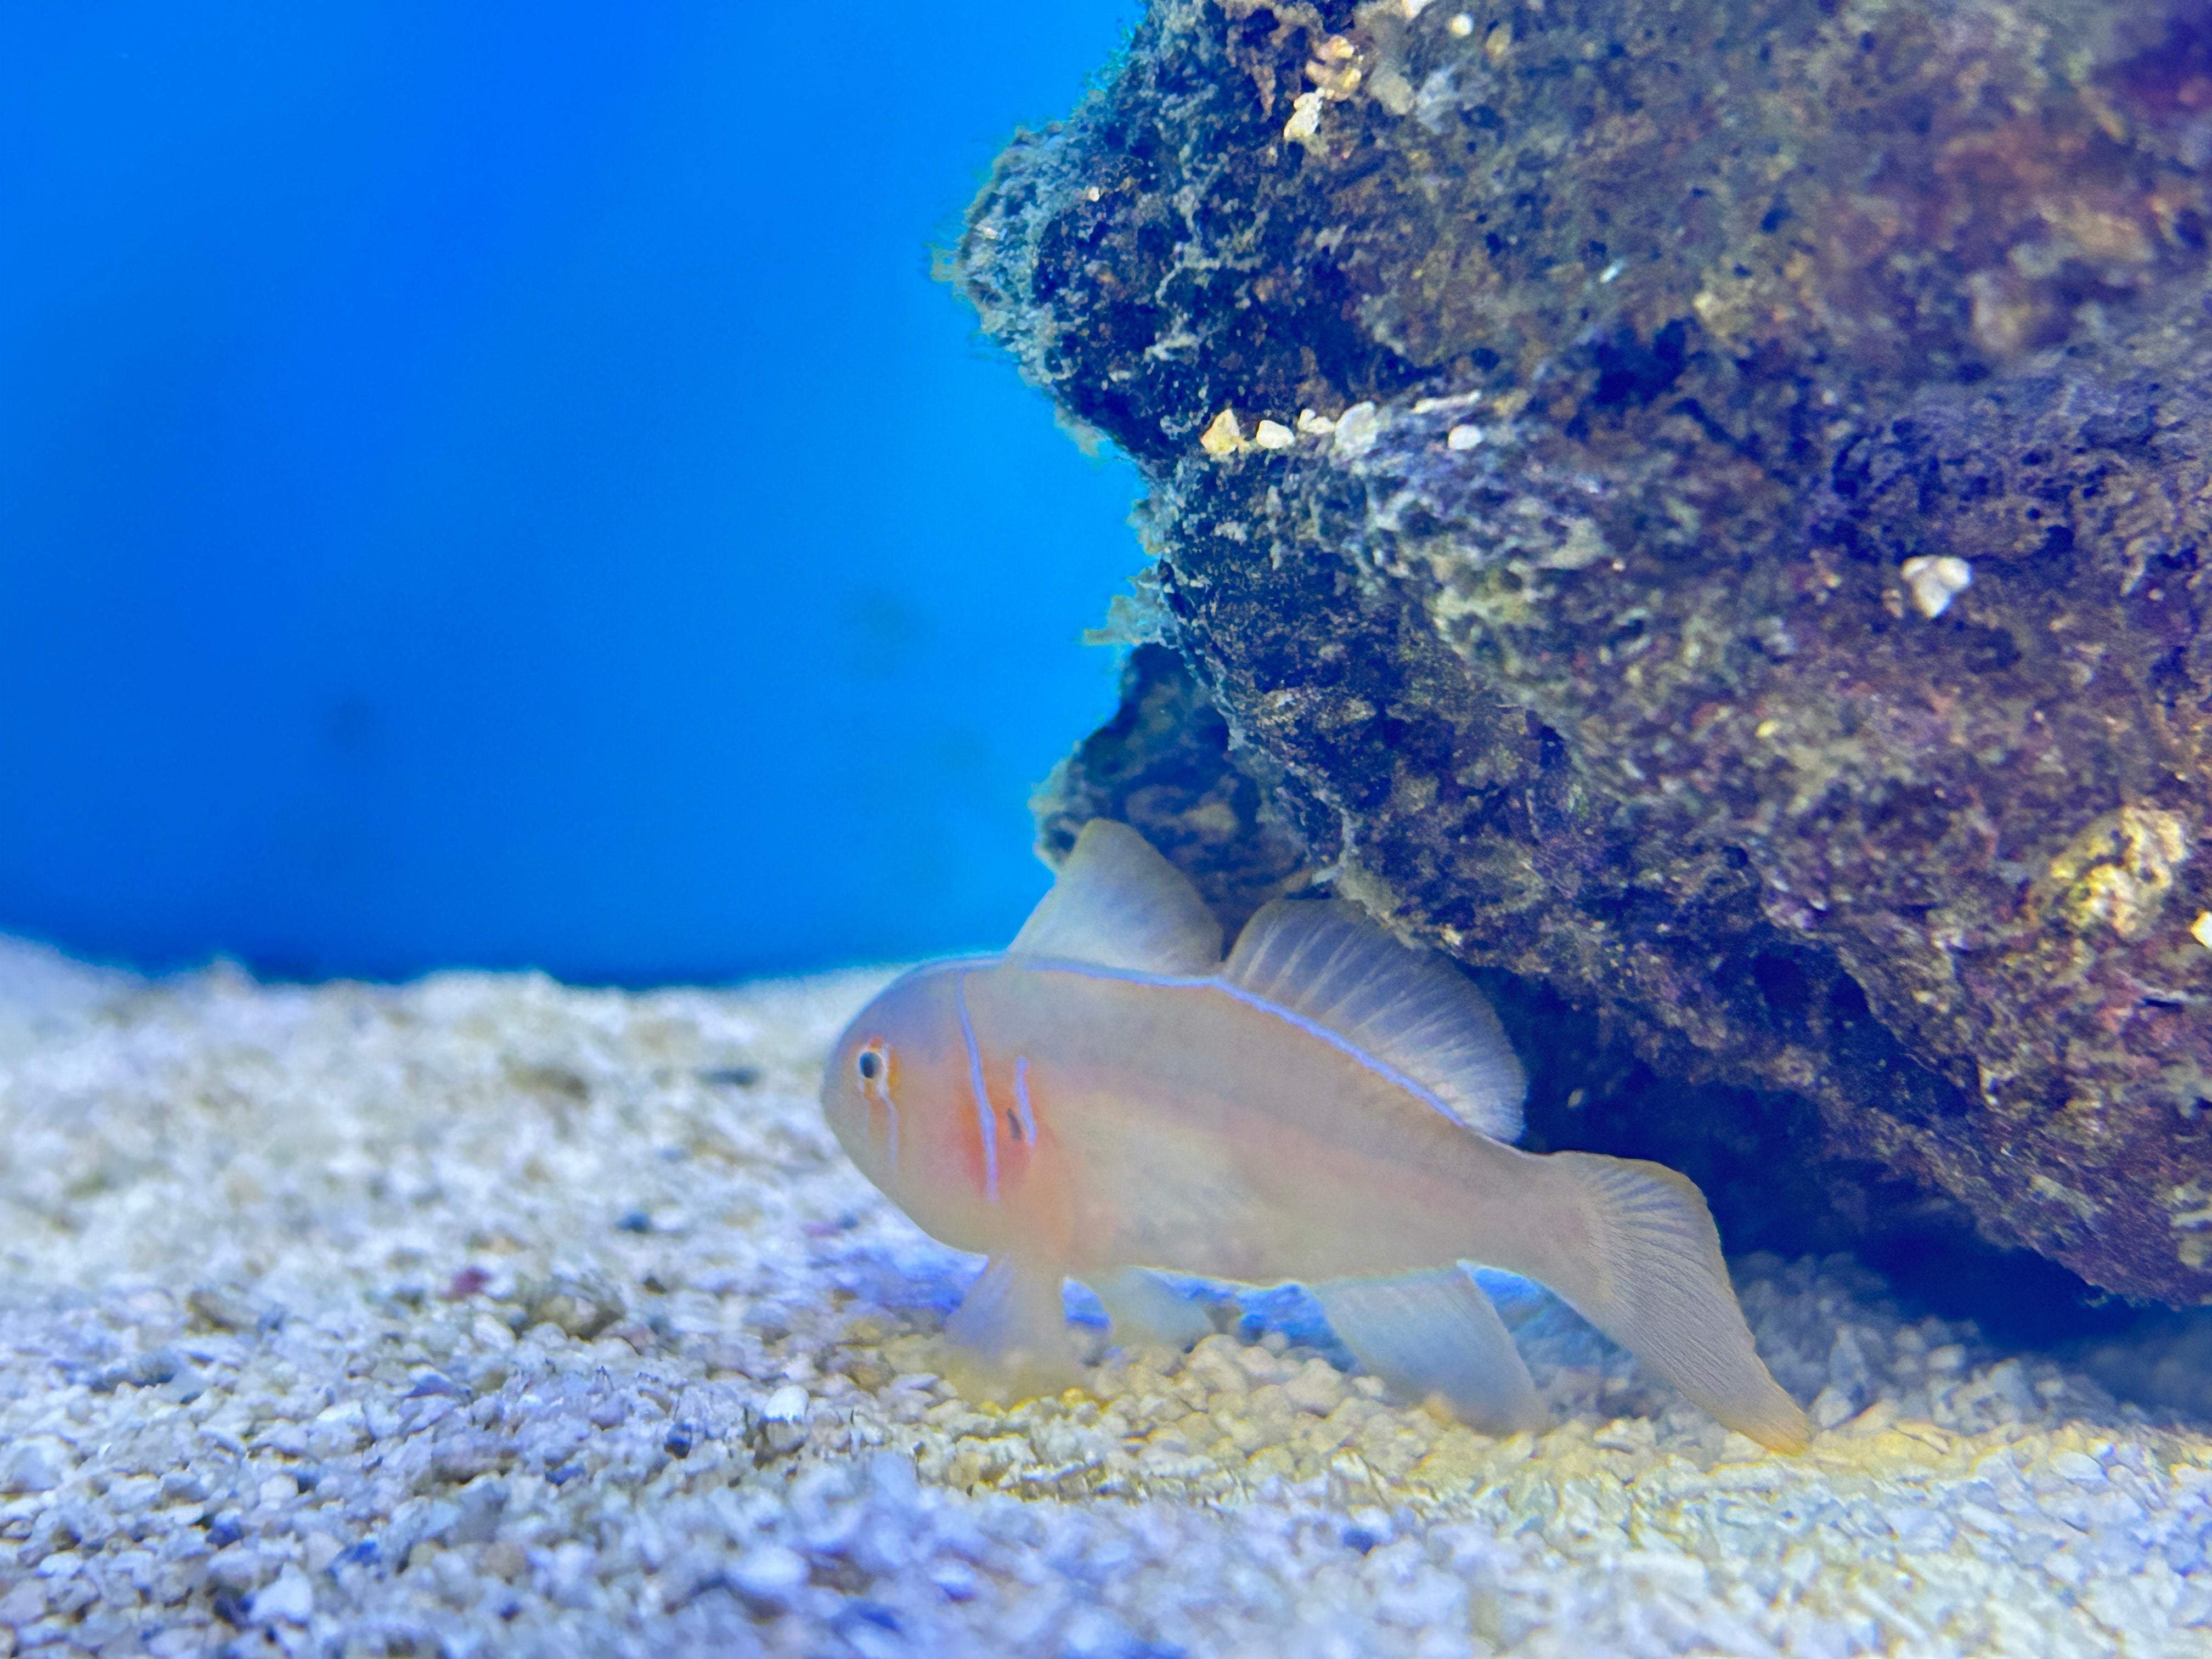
[2,937,2209,1656]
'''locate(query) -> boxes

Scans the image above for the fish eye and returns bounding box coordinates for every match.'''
[856,1046,884,1082]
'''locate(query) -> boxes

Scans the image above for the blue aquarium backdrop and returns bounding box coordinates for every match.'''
[0,1,1143,984]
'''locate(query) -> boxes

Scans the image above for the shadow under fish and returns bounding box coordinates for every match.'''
[821,820,1810,1454]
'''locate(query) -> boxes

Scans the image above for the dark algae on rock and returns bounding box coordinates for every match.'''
[956,0,2212,1306]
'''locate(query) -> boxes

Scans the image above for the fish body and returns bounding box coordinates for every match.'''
[824,820,1809,1452]
[862,958,1557,1284]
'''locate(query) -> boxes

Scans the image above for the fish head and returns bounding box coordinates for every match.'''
[822,964,1001,1250]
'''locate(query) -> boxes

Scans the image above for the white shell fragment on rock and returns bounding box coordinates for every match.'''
[1331,401,1381,459]
[1253,419,1295,450]
[1900,555,1973,618]
[1447,424,1485,450]
[2193,912,2212,951]
[1296,408,1335,436]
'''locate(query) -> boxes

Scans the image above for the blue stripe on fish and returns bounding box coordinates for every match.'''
[955,970,1000,1202]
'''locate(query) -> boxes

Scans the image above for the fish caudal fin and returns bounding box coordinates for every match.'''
[1540,1153,1809,1453]
[941,1256,1082,1406]
[1313,1267,1548,1435]
[1087,1267,1215,1352]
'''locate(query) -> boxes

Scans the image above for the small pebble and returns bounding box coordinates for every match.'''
[249,1570,314,1626]
[1900,554,1972,618]
[764,1384,810,1421]
[731,1544,810,1607]
[2049,1449,2106,1483]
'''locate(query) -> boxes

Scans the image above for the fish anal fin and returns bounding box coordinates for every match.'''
[1009,820,1223,975]
[1086,1267,1214,1353]
[939,1255,1082,1406]
[1538,1152,1809,1454]
[1313,1267,1548,1435]
[1221,900,1526,1141]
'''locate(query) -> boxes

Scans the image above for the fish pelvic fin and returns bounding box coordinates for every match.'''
[1221,899,1526,1141]
[1312,1267,1548,1435]
[1536,1153,1809,1454]
[940,1255,1083,1407]
[1087,1267,1215,1353]
[1008,819,1223,974]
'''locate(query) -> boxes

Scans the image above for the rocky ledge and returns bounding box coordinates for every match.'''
[955,0,2212,1306]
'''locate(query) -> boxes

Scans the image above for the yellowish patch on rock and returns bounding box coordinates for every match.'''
[1199,409,1249,458]
[2042,805,2193,940]
[2167,1182,2212,1269]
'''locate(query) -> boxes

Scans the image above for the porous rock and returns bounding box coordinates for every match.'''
[958,0,2212,1302]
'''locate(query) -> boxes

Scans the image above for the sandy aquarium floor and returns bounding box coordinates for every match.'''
[1,940,2209,1657]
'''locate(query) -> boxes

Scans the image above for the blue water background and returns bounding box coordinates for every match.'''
[0,2,1143,983]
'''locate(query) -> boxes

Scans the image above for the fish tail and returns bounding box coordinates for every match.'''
[1534,1152,1809,1453]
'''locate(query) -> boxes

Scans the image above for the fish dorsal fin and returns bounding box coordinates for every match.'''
[1222,899,1526,1141]
[1008,819,1223,974]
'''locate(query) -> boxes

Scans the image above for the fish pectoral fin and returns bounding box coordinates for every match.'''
[1007,819,1223,974]
[1538,1152,1810,1454]
[940,1255,1082,1406]
[1087,1267,1215,1353]
[1312,1267,1547,1435]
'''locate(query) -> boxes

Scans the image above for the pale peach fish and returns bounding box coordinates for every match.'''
[821,819,1809,1452]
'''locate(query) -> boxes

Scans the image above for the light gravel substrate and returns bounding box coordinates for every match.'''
[1,936,2209,1657]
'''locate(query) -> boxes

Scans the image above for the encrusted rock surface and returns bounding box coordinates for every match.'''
[7,944,2212,1654]
[960,0,2212,1304]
